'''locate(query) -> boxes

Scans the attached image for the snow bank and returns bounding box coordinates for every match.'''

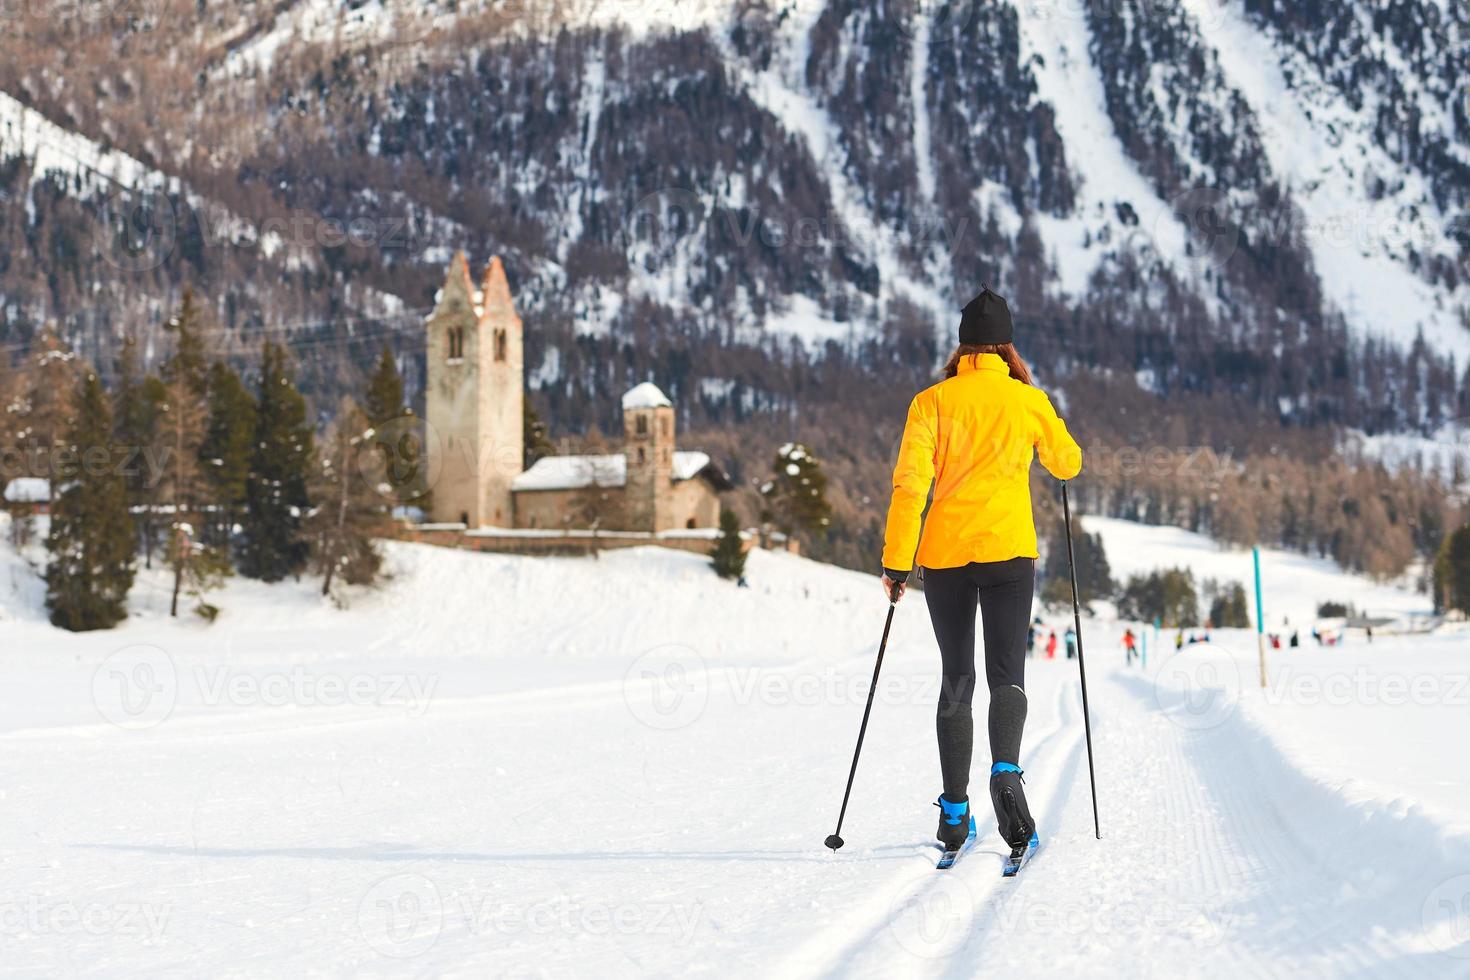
[1083,515,1431,628]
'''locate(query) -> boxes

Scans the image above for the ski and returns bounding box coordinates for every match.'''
[1001,832,1040,877]
[935,816,978,870]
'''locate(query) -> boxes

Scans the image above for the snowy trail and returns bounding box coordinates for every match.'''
[1,541,1467,974]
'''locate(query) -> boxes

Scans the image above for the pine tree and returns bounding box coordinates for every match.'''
[524,398,554,467]
[156,369,217,617]
[1434,526,1470,616]
[113,336,166,568]
[155,295,227,617]
[1040,515,1114,608]
[45,371,135,631]
[239,342,315,581]
[709,507,747,580]
[759,442,832,539]
[308,398,385,600]
[17,327,78,506]
[201,362,254,545]
[1118,568,1199,628]
[162,288,209,394]
[363,345,406,426]
[360,344,437,514]
[1206,581,1251,628]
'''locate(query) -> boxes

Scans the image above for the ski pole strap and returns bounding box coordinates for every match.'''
[991,762,1023,776]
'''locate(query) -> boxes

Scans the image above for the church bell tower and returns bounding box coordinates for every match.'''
[424,253,524,527]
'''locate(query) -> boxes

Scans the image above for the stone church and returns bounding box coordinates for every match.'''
[424,253,731,531]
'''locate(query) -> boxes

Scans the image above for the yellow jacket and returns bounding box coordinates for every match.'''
[882,353,1082,571]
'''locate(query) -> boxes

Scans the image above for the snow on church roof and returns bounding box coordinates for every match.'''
[621,382,673,411]
[3,477,49,503]
[512,451,715,492]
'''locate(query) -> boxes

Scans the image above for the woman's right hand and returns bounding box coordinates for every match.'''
[880,574,906,604]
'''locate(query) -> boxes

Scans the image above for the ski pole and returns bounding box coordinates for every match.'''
[824,583,900,851]
[1061,481,1102,840]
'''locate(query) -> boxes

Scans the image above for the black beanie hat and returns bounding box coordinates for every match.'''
[958,286,1013,345]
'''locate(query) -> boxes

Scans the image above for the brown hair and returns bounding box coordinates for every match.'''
[943,343,1033,385]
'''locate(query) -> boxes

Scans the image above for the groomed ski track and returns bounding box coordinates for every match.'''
[1,541,1466,975]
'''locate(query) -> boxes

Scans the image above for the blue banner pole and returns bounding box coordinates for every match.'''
[1253,547,1267,688]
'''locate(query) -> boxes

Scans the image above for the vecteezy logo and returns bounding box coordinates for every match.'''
[1151,642,1242,731]
[92,644,177,730]
[362,415,442,504]
[621,188,707,272]
[1165,187,1241,272]
[623,645,709,731]
[359,873,443,958]
[1423,873,1470,959]
[888,877,975,959]
[94,187,177,273]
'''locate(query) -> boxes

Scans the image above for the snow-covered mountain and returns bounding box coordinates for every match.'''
[1,0,1467,451]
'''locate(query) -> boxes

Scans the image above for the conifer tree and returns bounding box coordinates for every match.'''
[162,287,209,394]
[201,362,254,545]
[363,345,406,426]
[360,344,435,514]
[17,327,78,505]
[524,398,554,467]
[155,293,225,617]
[1434,526,1470,616]
[709,507,747,580]
[308,398,385,599]
[45,371,135,631]
[759,443,832,540]
[1205,581,1252,628]
[239,342,314,581]
[157,370,216,617]
[113,336,166,567]
[1040,515,1114,608]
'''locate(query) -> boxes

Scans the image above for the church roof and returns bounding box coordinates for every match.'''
[479,255,516,317]
[2,477,49,503]
[512,451,721,492]
[621,382,673,411]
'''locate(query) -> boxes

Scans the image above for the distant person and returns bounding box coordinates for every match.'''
[1046,631,1059,660]
[1175,629,1184,652]
[1366,625,1373,644]
[1289,630,1299,648]
[1122,628,1138,665]
[1311,626,1322,646]
[1026,622,1038,658]
[879,285,1082,861]
[1064,627,1077,660]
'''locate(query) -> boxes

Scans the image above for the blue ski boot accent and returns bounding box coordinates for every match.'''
[934,797,978,870]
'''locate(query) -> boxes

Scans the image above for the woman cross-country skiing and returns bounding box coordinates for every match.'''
[879,286,1081,861]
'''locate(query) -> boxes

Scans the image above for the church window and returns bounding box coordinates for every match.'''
[636,415,648,436]
[448,327,464,360]
[638,447,646,464]
[686,518,696,529]
[494,330,507,362]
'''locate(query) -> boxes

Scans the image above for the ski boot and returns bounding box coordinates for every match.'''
[989,762,1036,849]
[934,795,976,850]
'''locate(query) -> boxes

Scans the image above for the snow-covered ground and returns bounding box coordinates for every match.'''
[1,517,1467,975]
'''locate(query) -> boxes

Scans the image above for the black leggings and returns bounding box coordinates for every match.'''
[923,557,1035,800]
